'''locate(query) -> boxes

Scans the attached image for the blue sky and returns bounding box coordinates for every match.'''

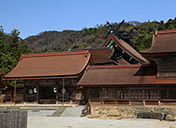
[1,0,176,39]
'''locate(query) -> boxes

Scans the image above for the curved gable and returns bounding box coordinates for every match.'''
[103,34,148,64]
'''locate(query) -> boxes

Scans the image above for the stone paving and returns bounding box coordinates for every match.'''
[27,109,176,128]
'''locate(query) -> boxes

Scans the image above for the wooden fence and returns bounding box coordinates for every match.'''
[89,99,176,106]
[0,111,27,128]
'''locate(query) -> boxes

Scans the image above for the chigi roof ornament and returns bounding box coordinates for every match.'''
[106,20,134,47]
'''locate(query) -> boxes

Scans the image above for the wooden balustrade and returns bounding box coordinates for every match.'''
[89,98,176,106]
[81,101,91,117]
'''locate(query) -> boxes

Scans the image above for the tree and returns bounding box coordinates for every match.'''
[0,27,32,76]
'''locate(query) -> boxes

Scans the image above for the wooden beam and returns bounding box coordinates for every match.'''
[23,81,25,103]
[88,88,91,99]
[158,100,161,106]
[158,85,160,106]
[142,86,145,99]
[62,79,65,105]
[0,95,1,104]
[14,80,16,105]
[142,86,146,106]
[36,83,39,104]
[128,87,131,105]
[101,100,104,105]
[56,80,59,104]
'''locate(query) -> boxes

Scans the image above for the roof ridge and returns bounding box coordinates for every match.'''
[20,50,89,60]
[155,29,176,35]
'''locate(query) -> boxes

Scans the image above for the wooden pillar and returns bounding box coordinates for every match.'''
[86,87,91,104]
[36,83,39,104]
[88,88,91,99]
[56,80,59,104]
[158,85,160,106]
[142,86,145,99]
[142,86,145,106]
[14,80,16,105]
[23,82,26,103]
[128,86,131,105]
[0,94,2,104]
[88,99,91,105]
[122,89,125,98]
[62,79,65,105]
[101,100,104,105]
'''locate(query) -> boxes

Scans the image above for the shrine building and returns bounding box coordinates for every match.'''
[1,21,176,106]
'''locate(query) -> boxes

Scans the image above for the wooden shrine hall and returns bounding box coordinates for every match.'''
[77,29,176,106]
[2,20,176,106]
[4,50,91,104]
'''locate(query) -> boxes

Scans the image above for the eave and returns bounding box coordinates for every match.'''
[4,74,79,80]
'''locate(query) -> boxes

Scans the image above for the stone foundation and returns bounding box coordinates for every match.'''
[90,105,176,121]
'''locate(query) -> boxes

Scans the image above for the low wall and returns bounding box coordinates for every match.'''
[90,105,176,121]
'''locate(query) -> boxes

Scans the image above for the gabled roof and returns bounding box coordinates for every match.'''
[102,34,148,64]
[140,29,176,54]
[4,50,91,80]
[77,64,176,87]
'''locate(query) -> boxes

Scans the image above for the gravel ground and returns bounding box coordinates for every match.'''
[27,110,176,128]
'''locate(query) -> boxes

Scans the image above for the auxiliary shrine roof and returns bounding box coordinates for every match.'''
[140,29,176,54]
[77,64,176,87]
[4,50,91,80]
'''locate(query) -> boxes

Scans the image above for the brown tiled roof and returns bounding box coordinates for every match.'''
[89,48,116,65]
[4,51,90,80]
[102,34,148,64]
[140,29,176,54]
[77,65,176,87]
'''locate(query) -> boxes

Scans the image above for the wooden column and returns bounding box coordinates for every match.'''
[23,82,26,103]
[88,88,91,99]
[142,86,145,106]
[158,85,161,106]
[128,86,131,105]
[86,87,91,104]
[36,83,39,104]
[62,79,65,105]
[56,80,59,104]
[0,94,2,104]
[70,78,74,104]
[14,80,16,105]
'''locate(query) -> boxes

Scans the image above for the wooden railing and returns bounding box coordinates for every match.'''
[81,101,91,117]
[89,99,176,106]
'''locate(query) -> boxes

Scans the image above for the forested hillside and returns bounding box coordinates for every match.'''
[25,18,176,53]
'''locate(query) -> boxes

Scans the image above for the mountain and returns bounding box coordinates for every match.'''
[24,18,176,53]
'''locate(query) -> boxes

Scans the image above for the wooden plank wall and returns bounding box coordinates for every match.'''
[88,86,176,106]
